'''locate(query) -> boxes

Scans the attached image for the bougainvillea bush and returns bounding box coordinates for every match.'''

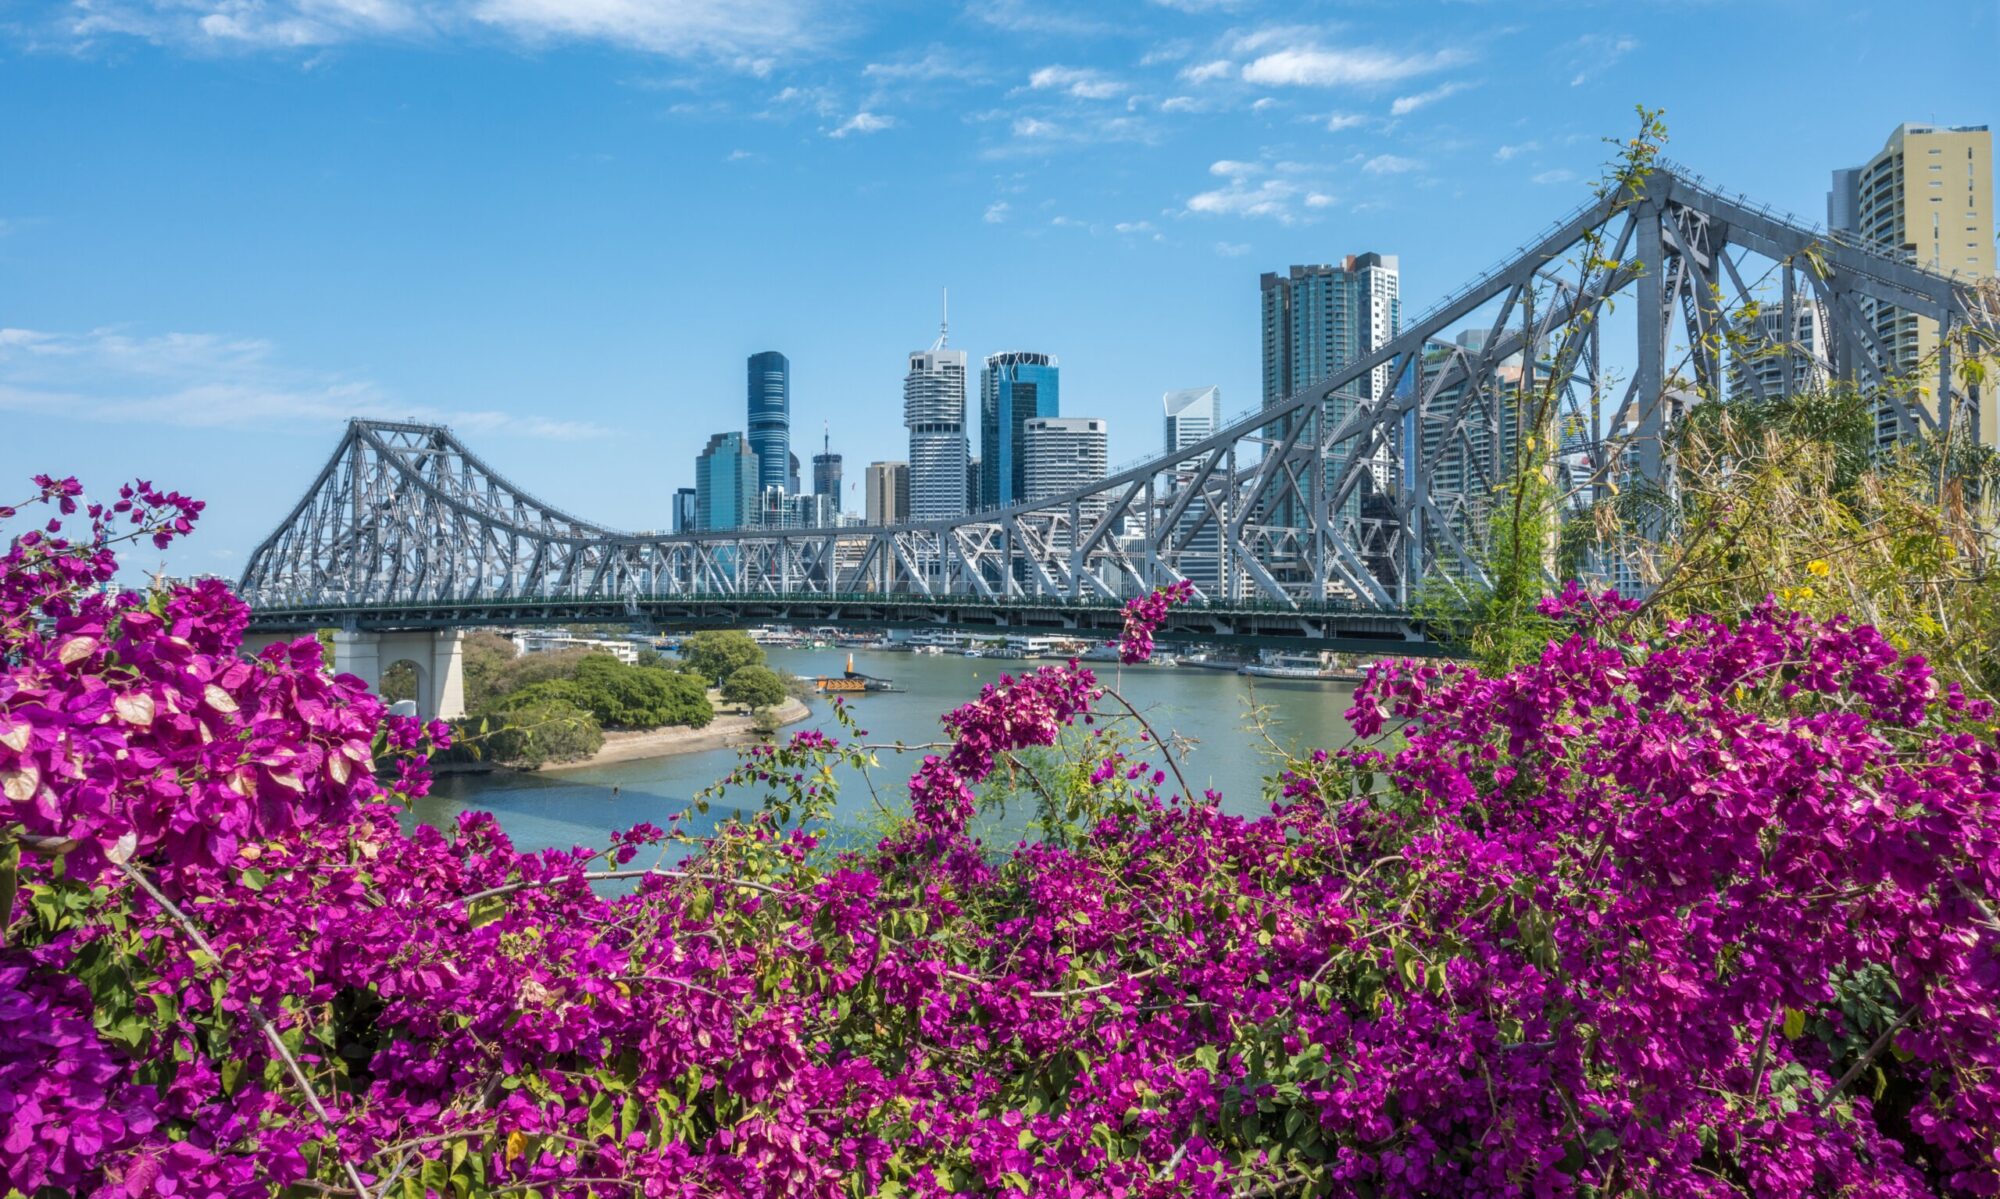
[3,477,1996,1199]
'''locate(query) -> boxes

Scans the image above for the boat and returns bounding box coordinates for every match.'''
[1238,653,1366,682]
[962,648,985,658]
[1080,644,1121,662]
[811,653,903,694]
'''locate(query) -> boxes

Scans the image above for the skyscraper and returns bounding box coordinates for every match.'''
[811,421,842,513]
[1163,386,1220,462]
[671,487,697,534]
[1729,300,1831,402]
[865,461,910,525]
[1163,387,1222,594]
[905,346,969,522]
[1023,416,1109,522]
[1830,124,1995,447]
[1261,255,1401,524]
[747,351,791,495]
[694,432,759,531]
[979,351,1060,507]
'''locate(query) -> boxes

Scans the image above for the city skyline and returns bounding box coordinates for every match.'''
[0,0,1992,575]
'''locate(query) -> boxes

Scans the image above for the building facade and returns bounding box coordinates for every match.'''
[671,487,697,534]
[812,451,843,512]
[694,432,759,532]
[1829,124,1995,447]
[904,348,970,522]
[747,351,791,495]
[1729,300,1831,402]
[1023,416,1109,524]
[864,460,910,526]
[979,351,1060,509]
[1163,387,1222,594]
[1261,255,1401,524]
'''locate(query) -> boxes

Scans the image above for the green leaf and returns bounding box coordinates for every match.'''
[1782,1007,1806,1040]
[467,897,506,930]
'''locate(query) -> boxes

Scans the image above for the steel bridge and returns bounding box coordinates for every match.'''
[241,161,1999,666]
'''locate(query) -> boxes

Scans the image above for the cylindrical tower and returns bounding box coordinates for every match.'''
[746,351,791,496]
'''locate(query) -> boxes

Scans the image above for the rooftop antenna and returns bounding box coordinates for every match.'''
[930,287,949,351]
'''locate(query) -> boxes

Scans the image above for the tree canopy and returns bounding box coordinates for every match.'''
[677,629,764,685]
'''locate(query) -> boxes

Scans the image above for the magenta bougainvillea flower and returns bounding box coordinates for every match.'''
[1,476,1995,1198]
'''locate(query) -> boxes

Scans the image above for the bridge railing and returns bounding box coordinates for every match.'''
[245,589,1410,620]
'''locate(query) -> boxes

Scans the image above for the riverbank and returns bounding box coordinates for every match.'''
[539,696,812,772]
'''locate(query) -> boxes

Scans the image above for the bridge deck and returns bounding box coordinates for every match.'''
[246,592,1441,655]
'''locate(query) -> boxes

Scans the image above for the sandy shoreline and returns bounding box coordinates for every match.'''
[537,695,813,772]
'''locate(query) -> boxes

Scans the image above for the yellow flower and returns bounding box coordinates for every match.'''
[1796,585,1815,601]
[1806,559,1831,577]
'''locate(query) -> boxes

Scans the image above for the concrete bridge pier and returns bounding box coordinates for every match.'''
[331,630,467,722]
[235,629,466,720]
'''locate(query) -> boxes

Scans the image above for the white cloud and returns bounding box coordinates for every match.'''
[1250,97,1275,112]
[725,147,755,161]
[1114,220,1159,236]
[1209,159,1261,177]
[0,325,607,439]
[1186,177,1303,221]
[1028,65,1124,99]
[1564,34,1637,87]
[1361,154,1419,175]
[1160,95,1199,113]
[984,201,1012,223]
[1389,80,1469,115]
[1323,111,1365,131]
[863,49,981,82]
[1012,116,1060,138]
[1305,192,1334,208]
[1493,140,1538,162]
[1179,59,1234,84]
[1241,43,1469,87]
[966,0,1114,37]
[1214,241,1252,257]
[69,0,832,66]
[829,111,894,137]
[1532,168,1577,185]
[1149,0,1249,10]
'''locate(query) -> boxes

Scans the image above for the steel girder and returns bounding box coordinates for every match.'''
[240,167,1999,624]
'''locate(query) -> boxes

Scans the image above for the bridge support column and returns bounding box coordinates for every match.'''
[331,629,467,722]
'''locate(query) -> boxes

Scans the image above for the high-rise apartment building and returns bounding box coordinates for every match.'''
[1023,416,1109,523]
[747,351,791,495]
[694,432,759,531]
[865,461,910,526]
[1830,124,1995,446]
[979,351,1060,508]
[904,347,970,522]
[671,487,697,534]
[1729,300,1831,402]
[1260,255,1401,522]
[967,456,983,513]
[1163,387,1222,594]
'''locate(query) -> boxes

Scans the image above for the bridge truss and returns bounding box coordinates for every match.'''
[241,163,1998,628]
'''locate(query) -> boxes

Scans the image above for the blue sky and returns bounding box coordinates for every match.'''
[0,0,1991,579]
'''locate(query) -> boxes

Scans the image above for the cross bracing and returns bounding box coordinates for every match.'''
[240,165,1998,626]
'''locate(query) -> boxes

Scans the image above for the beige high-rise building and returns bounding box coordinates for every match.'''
[864,461,909,526]
[1830,123,1996,446]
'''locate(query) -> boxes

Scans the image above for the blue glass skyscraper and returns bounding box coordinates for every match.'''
[746,351,791,496]
[979,351,1059,508]
[695,432,759,531]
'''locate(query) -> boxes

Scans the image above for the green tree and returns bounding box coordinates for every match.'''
[721,664,786,711]
[477,699,604,769]
[491,658,714,729]
[380,659,418,703]
[460,631,520,711]
[678,630,764,685]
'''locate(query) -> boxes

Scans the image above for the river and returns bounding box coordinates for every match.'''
[417,648,1363,855]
